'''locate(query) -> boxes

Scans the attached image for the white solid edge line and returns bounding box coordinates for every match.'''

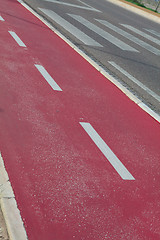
[35,64,62,91]
[0,16,5,21]
[108,61,160,103]
[8,31,26,47]
[80,122,135,180]
[0,153,28,240]
[16,0,160,123]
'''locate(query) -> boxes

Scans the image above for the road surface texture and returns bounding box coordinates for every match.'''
[0,0,160,240]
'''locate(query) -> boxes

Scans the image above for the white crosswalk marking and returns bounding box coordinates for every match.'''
[144,29,160,38]
[43,0,100,12]
[68,14,138,52]
[121,24,160,45]
[97,19,160,55]
[39,8,102,47]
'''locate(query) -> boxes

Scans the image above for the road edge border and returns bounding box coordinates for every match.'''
[0,153,28,240]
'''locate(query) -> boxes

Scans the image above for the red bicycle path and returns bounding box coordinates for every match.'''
[0,0,160,239]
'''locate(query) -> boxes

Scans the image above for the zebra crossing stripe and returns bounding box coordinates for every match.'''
[144,29,160,38]
[39,8,102,47]
[97,19,160,55]
[121,24,160,45]
[68,14,138,52]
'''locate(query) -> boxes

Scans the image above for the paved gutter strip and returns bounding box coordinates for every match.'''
[0,153,28,240]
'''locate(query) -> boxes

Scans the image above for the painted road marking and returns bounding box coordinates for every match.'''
[121,24,160,45]
[77,0,101,12]
[8,31,26,47]
[39,8,102,47]
[108,61,160,103]
[97,19,160,55]
[144,29,160,38]
[43,0,100,12]
[68,14,138,52]
[35,65,62,91]
[0,16,5,21]
[80,122,135,180]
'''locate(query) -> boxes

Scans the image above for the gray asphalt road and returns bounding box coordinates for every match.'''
[24,0,160,114]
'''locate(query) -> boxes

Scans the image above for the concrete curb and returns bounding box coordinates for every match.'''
[106,0,160,24]
[0,153,28,240]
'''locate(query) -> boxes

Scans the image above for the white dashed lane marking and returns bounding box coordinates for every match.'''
[8,31,26,47]
[80,122,135,180]
[0,16,5,21]
[35,64,62,91]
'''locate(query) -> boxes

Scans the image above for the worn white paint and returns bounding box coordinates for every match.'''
[43,0,100,12]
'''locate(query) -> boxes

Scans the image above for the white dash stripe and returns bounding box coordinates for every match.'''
[0,16,5,21]
[108,61,160,103]
[8,31,26,47]
[35,64,62,91]
[80,122,135,180]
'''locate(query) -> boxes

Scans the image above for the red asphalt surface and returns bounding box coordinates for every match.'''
[0,0,160,239]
